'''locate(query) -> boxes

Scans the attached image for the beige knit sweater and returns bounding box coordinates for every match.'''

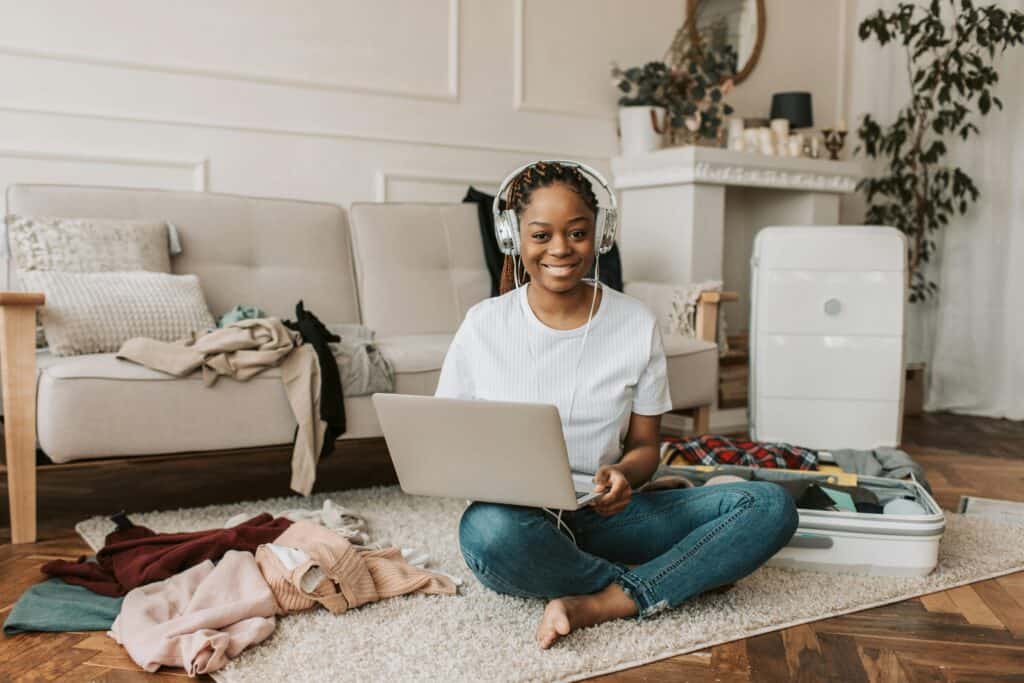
[255,521,457,614]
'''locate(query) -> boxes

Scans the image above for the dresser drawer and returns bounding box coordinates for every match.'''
[755,269,904,336]
[753,397,902,451]
[755,334,903,401]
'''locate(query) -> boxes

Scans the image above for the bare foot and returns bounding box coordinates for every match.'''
[535,583,638,649]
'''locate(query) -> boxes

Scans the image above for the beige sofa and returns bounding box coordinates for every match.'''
[1,185,726,543]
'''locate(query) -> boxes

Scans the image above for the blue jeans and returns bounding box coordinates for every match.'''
[458,481,798,619]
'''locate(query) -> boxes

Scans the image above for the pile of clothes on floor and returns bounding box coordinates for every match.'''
[3,501,460,676]
[655,434,933,516]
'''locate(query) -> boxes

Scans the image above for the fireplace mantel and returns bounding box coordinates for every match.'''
[611,146,862,287]
[613,146,861,193]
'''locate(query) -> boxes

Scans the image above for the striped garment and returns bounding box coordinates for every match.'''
[255,521,456,615]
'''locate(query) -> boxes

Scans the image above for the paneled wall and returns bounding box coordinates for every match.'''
[0,0,683,206]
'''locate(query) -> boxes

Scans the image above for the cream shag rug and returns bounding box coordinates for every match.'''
[76,485,1024,683]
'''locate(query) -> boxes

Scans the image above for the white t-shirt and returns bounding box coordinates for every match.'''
[434,282,673,474]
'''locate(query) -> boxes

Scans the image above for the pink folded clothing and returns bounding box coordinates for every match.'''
[255,521,457,615]
[109,550,277,676]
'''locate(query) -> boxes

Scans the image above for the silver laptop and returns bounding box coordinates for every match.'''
[371,394,603,510]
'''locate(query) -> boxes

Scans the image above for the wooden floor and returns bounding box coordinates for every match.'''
[1,413,1023,682]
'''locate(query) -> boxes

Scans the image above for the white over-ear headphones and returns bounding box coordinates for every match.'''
[492,160,618,257]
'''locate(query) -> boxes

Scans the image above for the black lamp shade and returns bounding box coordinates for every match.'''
[770,92,814,129]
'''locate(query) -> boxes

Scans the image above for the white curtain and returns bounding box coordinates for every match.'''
[849,0,1024,420]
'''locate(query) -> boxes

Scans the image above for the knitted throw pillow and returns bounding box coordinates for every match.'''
[18,271,215,357]
[7,215,174,347]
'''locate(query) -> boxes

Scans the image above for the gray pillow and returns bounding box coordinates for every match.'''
[7,215,172,273]
[19,271,215,357]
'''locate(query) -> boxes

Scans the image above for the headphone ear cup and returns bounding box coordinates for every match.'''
[594,209,607,256]
[495,210,520,255]
[597,209,617,254]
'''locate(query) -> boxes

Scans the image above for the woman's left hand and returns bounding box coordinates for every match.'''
[591,465,632,517]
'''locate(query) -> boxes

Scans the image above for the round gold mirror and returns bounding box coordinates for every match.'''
[685,0,765,85]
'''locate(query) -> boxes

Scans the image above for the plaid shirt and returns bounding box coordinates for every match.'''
[661,434,818,470]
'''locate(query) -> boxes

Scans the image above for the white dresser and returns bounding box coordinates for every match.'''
[749,226,906,449]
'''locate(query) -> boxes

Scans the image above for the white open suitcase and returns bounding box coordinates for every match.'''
[737,226,945,576]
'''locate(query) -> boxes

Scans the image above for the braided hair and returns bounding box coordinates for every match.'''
[499,162,600,294]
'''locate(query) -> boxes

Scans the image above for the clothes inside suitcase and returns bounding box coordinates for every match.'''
[657,464,946,577]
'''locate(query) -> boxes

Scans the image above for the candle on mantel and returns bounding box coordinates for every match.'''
[837,118,847,133]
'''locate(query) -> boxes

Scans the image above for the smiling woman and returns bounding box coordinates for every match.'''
[432,160,798,649]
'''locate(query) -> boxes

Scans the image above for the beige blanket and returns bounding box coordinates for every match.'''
[117,318,327,495]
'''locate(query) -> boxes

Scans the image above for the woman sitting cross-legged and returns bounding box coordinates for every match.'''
[435,161,798,649]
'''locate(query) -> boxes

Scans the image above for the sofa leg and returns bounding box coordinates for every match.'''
[1,304,38,544]
[692,405,711,436]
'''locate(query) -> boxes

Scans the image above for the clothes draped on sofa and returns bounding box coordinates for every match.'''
[116,317,327,495]
[661,434,820,470]
[217,304,266,328]
[462,186,624,294]
[109,550,277,676]
[327,322,395,398]
[41,513,292,597]
[284,301,346,458]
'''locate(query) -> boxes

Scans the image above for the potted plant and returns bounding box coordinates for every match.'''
[611,61,670,155]
[663,19,737,146]
[856,0,1024,302]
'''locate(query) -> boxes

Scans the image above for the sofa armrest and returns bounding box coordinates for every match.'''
[0,291,44,543]
[695,291,738,343]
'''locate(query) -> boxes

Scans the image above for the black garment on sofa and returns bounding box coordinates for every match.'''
[284,301,345,458]
[462,186,624,295]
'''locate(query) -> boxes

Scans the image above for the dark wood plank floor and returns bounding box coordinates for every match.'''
[2,413,1023,682]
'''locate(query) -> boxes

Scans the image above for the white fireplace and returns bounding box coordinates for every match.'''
[612,146,862,432]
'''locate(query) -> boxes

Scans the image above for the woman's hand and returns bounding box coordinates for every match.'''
[591,465,632,517]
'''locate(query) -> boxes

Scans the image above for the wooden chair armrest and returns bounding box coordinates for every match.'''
[0,290,43,543]
[0,292,45,307]
[695,290,738,343]
[697,291,739,305]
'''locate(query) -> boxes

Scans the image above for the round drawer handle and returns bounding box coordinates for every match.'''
[824,298,842,316]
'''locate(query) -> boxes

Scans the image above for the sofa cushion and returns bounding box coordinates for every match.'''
[6,185,359,324]
[376,331,716,410]
[348,203,490,336]
[33,332,716,462]
[663,335,718,410]
[36,354,383,463]
[374,333,453,396]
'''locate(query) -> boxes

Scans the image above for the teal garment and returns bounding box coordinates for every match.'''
[217,304,267,328]
[3,579,123,634]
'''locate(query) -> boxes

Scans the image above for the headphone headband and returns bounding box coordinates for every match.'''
[491,160,618,221]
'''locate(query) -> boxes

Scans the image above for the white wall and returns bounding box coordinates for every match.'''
[721,0,849,132]
[0,0,683,207]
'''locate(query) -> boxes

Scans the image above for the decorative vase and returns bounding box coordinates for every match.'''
[618,106,666,155]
